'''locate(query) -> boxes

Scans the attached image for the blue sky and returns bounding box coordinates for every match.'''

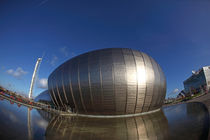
[0,0,210,98]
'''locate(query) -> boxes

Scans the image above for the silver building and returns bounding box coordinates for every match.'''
[48,48,166,115]
[184,66,210,94]
[34,90,52,104]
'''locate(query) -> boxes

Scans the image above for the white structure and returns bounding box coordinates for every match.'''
[27,108,32,140]
[29,58,42,99]
[184,66,210,94]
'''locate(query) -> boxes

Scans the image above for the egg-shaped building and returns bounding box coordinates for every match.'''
[34,90,53,105]
[48,48,166,115]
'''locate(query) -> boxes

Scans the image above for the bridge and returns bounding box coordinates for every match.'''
[0,88,164,118]
[0,89,71,115]
[0,92,41,109]
[0,59,73,115]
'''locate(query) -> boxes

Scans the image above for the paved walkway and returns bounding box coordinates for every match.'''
[187,93,210,112]
[186,93,210,140]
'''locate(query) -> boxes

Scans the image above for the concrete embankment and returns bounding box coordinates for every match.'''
[187,93,210,112]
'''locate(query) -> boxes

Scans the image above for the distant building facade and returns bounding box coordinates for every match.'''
[176,90,186,99]
[183,66,210,94]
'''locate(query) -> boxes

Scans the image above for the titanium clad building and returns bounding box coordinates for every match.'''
[48,48,166,115]
[34,90,52,105]
[183,66,210,94]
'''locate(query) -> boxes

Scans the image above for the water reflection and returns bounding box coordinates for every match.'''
[164,102,209,140]
[44,102,210,140]
[28,108,32,140]
[45,110,169,140]
[0,100,47,140]
[0,99,210,140]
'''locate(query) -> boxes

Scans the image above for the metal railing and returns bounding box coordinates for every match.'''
[0,91,72,115]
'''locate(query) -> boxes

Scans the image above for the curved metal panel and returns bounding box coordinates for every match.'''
[78,53,92,112]
[70,58,84,113]
[50,72,60,107]
[61,65,69,104]
[68,63,78,112]
[89,51,103,113]
[122,48,137,114]
[62,61,76,110]
[48,48,166,115]
[159,64,167,106]
[132,50,146,113]
[141,52,155,112]
[55,65,67,109]
[78,56,87,113]
[87,53,95,113]
[148,57,160,111]
[112,48,127,114]
[53,70,64,108]
[100,49,115,114]
[48,76,57,106]
[55,78,65,109]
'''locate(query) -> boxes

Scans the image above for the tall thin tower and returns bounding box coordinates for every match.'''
[27,108,32,140]
[29,58,42,99]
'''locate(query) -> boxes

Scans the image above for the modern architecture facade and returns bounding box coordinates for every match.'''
[183,66,210,94]
[34,90,52,105]
[47,48,166,115]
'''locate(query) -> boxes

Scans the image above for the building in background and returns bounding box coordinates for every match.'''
[183,66,210,95]
[176,90,186,99]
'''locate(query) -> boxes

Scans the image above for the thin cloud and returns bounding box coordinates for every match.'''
[70,52,76,57]
[1,66,5,70]
[60,46,76,58]
[6,83,14,90]
[6,67,28,79]
[7,83,13,88]
[37,78,48,89]
[36,119,48,129]
[1,108,19,123]
[38,0,49,7]
[167,88,180,98]
[173,104,183,113]
[50,55,58,66]
[173,88,179,94]
[60,46,69,57]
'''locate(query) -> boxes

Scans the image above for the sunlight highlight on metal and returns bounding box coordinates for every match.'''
[48,48,167,115]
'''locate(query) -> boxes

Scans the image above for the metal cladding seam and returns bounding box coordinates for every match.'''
[48,48,166,115]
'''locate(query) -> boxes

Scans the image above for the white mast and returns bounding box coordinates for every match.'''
[27,108,32,140]
[29,58,42,99]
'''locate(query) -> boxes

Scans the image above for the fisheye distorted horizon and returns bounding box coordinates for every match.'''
[0,0,210,98]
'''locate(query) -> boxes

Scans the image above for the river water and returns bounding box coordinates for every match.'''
[0,99,209,140]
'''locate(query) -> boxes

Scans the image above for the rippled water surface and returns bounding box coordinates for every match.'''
[0,99,209,140]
